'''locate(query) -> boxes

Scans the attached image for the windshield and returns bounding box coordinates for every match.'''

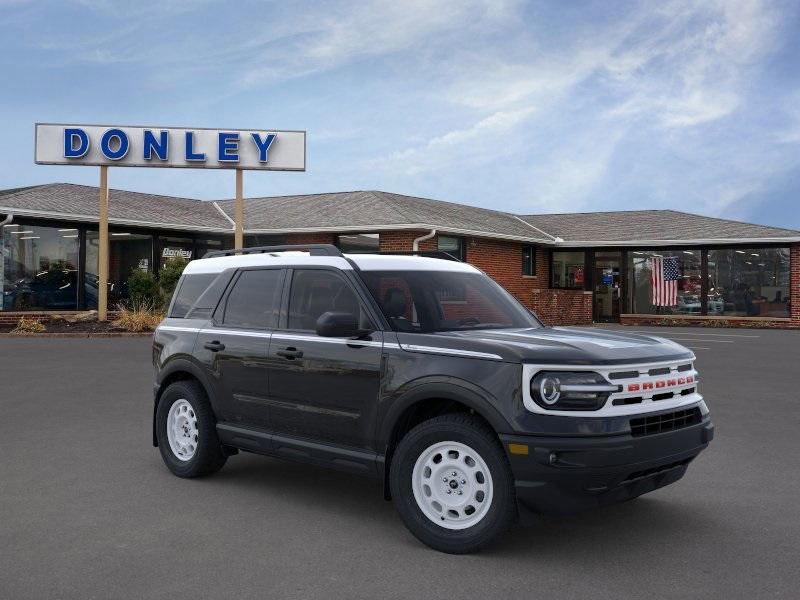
[360,270,541,333]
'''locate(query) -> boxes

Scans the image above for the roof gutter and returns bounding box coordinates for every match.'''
[212,201,236,230]
[245,223,551,244]
[555,237,800,246]
[412,228,437,251]
[512,215,563,242]
[0,206,230,233]
[0,212,12,227]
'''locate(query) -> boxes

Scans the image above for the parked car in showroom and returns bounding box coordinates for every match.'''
[2,267,78,310]
[152,245,714,553]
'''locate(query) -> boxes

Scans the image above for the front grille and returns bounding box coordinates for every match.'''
[609,370,639,380]
[648,367,671,376]
[629,407,701,437]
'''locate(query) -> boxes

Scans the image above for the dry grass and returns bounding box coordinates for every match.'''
[113,302,164,333]
[11,317,46,334]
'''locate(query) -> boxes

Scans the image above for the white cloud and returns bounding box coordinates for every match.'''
[238,0,520,88]
[378,106,535,175]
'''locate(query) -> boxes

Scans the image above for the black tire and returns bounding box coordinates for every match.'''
[155,380,227,478]
[389,413,517,554]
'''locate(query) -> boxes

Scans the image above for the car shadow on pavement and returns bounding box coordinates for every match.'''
[492,496,719,558]
[183,451,718,555]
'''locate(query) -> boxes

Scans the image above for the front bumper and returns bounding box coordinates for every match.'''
[500,411,714,515]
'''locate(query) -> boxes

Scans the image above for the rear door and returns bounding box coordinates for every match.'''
[195,267,284,429]
[266,268,383,449]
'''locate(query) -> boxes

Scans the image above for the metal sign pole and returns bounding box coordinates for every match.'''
[98,166,109,321]
[235,168,244,249]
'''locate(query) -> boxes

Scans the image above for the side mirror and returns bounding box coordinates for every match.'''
[315,311,360,337]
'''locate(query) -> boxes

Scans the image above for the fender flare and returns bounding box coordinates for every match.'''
[378,376,513,450]
[152,356,219,446]
[376,377,514,499]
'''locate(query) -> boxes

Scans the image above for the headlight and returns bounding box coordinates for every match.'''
[530,371,618,411]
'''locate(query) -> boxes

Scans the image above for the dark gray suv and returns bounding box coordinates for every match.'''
[152,244,713,553]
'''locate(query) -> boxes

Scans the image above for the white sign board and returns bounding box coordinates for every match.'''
[34,123,306,171]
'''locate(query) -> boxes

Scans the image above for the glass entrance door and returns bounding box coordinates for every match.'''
[593,251,622,322]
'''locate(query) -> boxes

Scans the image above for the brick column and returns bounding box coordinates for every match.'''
[791,244,800,326]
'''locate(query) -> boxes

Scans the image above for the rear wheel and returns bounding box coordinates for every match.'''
[390,414,517,554]
[156,380,227,478]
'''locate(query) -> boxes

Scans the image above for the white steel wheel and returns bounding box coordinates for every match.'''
[411,440,494,530]
[166,399,199,461]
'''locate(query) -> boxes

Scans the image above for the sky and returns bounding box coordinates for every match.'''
[1,0,799,229]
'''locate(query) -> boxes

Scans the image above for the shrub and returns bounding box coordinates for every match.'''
[127,268,161,307]
[113,301,164,332]
[159,257,188,301]
[11,317,46,334]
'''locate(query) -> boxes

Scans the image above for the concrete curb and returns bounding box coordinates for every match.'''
[0,332,154,338]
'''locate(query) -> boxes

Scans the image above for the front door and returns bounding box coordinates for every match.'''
[266,268,383,449]
[593,251,622,322]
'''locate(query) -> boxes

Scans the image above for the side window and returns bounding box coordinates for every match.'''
[438,235,465,261]
[522,245,536,276]
[222,269,282,329]
[287,269,371,331]
[171,274,217,318]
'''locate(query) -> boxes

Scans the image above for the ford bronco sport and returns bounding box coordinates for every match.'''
[152,244,713,553]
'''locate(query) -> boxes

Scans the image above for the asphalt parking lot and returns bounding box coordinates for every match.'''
[1,327,799,599]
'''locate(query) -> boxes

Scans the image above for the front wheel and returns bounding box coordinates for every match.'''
[155,380,227,478]
[390,414,517,554]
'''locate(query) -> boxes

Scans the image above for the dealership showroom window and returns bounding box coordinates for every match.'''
[1,225,232,311]
[629,247,790,317]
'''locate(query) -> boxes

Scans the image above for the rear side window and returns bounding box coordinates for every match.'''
[223,269,283,329]
[170,274,217,318]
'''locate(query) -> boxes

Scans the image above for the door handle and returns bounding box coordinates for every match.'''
[276,347,303,360]
[204,340,225,352]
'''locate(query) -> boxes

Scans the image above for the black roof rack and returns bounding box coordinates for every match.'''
[203,244,344,259]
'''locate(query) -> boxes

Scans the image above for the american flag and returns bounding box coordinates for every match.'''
[650,256,679,306]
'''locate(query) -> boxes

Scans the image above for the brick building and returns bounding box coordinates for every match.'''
[1,183,798,328]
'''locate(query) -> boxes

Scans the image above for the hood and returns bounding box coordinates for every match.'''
[397,326,694,365]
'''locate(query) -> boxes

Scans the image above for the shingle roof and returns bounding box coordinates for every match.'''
[520,210,800,244]
[0,183,230,231]
[1,183,798,244]
[215,191,551,242]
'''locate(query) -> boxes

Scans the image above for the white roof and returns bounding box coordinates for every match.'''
[348,254,478,272]
[182,251,479,275]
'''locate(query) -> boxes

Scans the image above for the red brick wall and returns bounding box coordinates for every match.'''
[0,311,121,326]
[531,289,593,326]
[790,243,799,325]
[378,230,437,252]
[620,314,799,329]
[282,232,337,245]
